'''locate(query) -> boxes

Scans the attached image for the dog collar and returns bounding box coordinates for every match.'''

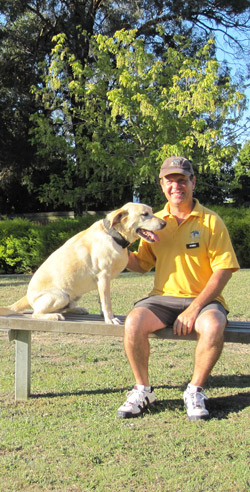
[103,219,130,249]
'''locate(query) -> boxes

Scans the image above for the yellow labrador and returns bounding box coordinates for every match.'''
[0,203,165,324]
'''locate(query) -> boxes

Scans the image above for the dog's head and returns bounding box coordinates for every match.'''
[106,202,166,244]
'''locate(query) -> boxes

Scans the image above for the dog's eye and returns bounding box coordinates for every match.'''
[142,212,149,217]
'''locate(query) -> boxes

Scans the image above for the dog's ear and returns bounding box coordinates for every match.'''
[107,208,128,227]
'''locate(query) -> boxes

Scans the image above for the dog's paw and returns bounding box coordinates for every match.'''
[112,317,122,325]
[65,306,89,315]
[32,313,65,321]
[54,313,65,321]
[73,307,89,315]
[104,315,122,325]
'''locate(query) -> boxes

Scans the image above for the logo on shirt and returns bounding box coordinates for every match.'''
[190,230,200,239]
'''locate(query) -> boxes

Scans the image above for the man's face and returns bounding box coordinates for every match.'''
[160,173,196,206]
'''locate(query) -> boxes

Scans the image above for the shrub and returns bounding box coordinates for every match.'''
[209,206,250,268]
[222,217,250,268]
[0,207,249,273]
[0,214,104,273]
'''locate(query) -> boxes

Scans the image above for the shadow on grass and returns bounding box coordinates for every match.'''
[154,392,250,420]
[31,382,181,399]
[0,281,29,287]
[31,386,131,399]
[207,374,250,388]
[30,381,250,420]
[207,392,250,419]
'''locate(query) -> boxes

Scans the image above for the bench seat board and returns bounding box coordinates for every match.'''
[0,314,249,343]
[0,314,249,401]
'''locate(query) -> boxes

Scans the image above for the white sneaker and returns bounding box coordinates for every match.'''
[183,384,209,421]
[117,385,157,418]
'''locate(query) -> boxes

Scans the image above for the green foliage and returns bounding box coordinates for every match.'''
[103,32,243,172]
[0,206,249,273]
[31,28,245,211]
[0,219,40,273]
[1,2,250,213]
[207,205,250,268]
[236,140,250,177]
[231,140,250,205]
[227,218,250,268]
[30,29,136,213]
[0,215,104,273]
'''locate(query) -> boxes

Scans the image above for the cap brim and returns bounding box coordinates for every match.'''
[159,168,192,178]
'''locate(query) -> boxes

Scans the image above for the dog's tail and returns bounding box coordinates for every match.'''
[0,295,30,316]
[0,307,18,315]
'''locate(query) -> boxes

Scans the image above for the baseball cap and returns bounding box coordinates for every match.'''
[159,156,194,178]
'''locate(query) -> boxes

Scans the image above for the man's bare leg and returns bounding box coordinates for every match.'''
[116,307,165,418]
[184,309,226,420]
[191,309,226,386]
[124,307,166,386]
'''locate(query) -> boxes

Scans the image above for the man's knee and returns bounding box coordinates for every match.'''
[125,307,164,338]
[194,309,226,342]
[125,307,150,337]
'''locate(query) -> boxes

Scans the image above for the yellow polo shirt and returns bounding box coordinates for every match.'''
[135,199,240,309]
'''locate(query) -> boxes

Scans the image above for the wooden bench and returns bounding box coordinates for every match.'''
[1,314,250,401]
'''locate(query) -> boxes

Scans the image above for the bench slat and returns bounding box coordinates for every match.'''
[1,313,249,402]
[0,314,249,343]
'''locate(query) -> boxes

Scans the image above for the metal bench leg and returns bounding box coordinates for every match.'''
[15,330,31,401]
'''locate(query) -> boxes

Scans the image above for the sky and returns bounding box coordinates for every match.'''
[215,29,250,146]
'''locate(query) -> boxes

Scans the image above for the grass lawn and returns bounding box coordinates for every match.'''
[0,270,250,492]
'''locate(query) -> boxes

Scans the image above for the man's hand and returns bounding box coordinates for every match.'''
[173,304,200,336]
[173,269,234,336]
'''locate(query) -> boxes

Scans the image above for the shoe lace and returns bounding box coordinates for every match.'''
[190,390,208,408]
[126,388,146,405]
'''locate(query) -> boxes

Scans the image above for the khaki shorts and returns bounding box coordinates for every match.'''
[134,295,228,326]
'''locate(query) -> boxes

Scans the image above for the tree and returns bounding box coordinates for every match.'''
[1,0,250,212]
[31,30,245,210]
[231,139,250,205]
[0,6,46,213]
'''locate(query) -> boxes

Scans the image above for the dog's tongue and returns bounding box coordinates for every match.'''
[137,229,160,242]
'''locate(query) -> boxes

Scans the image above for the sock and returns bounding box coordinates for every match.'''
[135,384,151,392]
[188,383,202,392]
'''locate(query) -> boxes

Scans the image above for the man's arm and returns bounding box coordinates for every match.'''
[126,251,148,274]
[173,268,233,336]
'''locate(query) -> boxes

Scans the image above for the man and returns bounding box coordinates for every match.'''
[117,156,240,421]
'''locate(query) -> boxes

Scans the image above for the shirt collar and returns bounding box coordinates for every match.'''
[162,198,202,219]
